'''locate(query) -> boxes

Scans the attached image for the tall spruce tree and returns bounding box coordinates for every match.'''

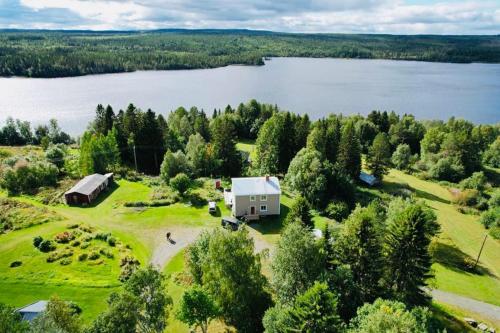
[337,121,361,180]
[334,205,384,304]
[367,132,392,179]
[384,199,440,305]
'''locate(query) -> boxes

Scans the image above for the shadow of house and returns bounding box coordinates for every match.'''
[248,203,290,235]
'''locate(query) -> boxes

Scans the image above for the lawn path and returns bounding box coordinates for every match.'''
[431,289,500,326]
[150,226,205,269]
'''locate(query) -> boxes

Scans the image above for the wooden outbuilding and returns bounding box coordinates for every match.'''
[64,173,113,205]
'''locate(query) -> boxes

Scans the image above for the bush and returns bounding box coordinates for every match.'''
[99,248,114,259]
[452,189,480,207]
[54,231,74,244]
[119,255,140,282]
[488,189,500,209]
[10,261,22,268]
[78,253,88,261]
[459,172,487,192]
[80,242,90,249]
[60,258,72,265]
[47,249,73,263]
[480,208,499,229]
[428,156,465,182]
[489,226,500,240]
[0,160,58,194]
[71,240,81,247]
[94,232,111,241]
[170,173,191,196]
[107,236,117,247]
[88,251,100,260]
[38,239,56,252]
[33,236,43,248]
[325,201,350,221]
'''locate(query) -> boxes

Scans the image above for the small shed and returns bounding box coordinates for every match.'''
[65,173,113,205]
[359,172,378,186]
[17,300,47,322]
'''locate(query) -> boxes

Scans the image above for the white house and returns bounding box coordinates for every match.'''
[231,176,281,218]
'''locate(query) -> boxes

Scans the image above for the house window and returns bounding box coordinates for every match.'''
[250,195,256,202]
[260,195,267,201]
[260,205,268,212]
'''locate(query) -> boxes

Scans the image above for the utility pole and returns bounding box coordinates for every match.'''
[133,145,138,172]
[473,233,488,270]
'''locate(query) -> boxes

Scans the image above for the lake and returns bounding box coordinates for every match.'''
[1,57,499,134]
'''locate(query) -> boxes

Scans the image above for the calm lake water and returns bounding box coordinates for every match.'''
[1,57,499,134]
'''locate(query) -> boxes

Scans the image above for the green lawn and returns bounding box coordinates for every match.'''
[383,169,500,306]
[0,179,223,325]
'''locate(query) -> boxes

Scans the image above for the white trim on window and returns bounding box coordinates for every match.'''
[260,205,267,212]
[250,195,256,202]
[260,195,267,201]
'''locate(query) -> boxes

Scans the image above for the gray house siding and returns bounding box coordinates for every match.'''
[232,193,280,217]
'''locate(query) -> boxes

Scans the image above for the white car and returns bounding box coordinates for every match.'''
[208,201,217,214]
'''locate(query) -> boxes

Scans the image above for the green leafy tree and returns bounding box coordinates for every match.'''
[459,171,488,192]
[420,127,445,157]
[284,196,313,228]
[388,114,425,154]
[170,173,191,196]
[337,121,361,180]
[42,296,81,333]
[159,150,190,183]
[272,223,325,304]
[391,143,412,170]
[185,133,217,177]
[366,132,392,179]
[384,199,440,305]
[285,148,329,206]
[201,228,272,333]
[0,302,29,333]
[262,304,294,333]
[87,292,140,333]
[334,205,384,304]
[348,299,432,333]
[288,282,342,333]
[124,265,173,333]
[185,230,211,285]
[176,286,220,333]
[483,136,500,168]
[328,265,361,321]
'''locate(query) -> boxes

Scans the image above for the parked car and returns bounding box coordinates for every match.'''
[208,201,217,214]
[221,216,241,231]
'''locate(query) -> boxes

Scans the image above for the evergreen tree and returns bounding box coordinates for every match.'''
[366,132,391,179]
[337,121,361,180]
[334,205,384,304]
[384,199,440,305]
[288,282,342,333]
[209,115,241,176]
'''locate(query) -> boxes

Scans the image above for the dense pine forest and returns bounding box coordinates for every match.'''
[1,29,499,77]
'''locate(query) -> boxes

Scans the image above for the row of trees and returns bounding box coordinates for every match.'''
[0,118,71,147]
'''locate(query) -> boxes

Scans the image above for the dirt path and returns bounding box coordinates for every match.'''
[150,226,206,269]
[150,225,276,269]
[431,289,500,325]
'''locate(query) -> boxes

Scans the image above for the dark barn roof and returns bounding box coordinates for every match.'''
[65,173,112,196]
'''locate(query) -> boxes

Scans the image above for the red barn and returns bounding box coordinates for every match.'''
[64,173,113,205]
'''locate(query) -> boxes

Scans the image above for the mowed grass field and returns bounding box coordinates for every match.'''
[383,170,500,306]
[0,179,224,323]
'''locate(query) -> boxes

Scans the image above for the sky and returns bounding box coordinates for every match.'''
[0,0,499,34]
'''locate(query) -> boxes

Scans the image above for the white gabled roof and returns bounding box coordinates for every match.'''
[17,301,48,313]
[232,177,281,196]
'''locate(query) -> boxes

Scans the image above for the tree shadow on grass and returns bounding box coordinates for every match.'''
[248,203,290,235]
[413,188,451,205]
[431,240,493,277]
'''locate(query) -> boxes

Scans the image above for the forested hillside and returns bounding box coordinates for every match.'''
[1,30,499,77]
